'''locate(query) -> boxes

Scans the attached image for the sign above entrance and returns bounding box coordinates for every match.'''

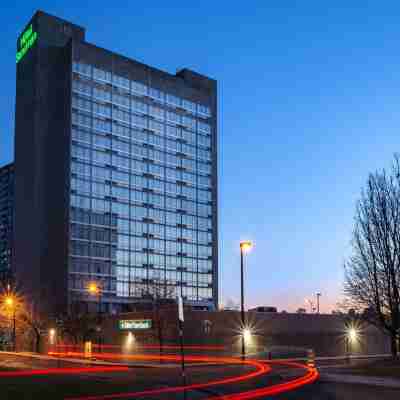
[118,319,152,330]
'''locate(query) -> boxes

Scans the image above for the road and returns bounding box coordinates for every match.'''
[0,352,398,399]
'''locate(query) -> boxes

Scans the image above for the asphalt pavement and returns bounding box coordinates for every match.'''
[0,352,398,399]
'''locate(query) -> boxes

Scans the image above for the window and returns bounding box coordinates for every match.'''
[71,161,91,176]
[132,114,147,129]
[149,105,164,120]
[149,119,163,133]
[72,112,91,129]
[113,138,130,154]
[198,148,211,161]
[72,95,91,112]
[112,185,129,200]
[198,189,211,202]
[71,178,90,194]
[148,208,165,223]
[148,133,164,148]
[131,174,146,188]
[92,149,111,165]
[198,217,211,231]
[113,107,130,123]
[72,128,91,144]
[131,159,146,173]
[92,166,110,180]
[131,129,147,143]
[149,87,164,103]
[113,92,130,109]
[112,170,129,185]
[93,85,111,102]
[166,93,181,107]
[166,125,180,138]
[113,74,130,89]
[71,195,91,209]
[131,143,146,158]
[74,62,91,77]
[198,134,211,148]
[93,181,110,197]
[93,101,111,117]
[93,67,111,82]
[182,116,196,131]
[198,104,211,117]
[132,99,148,114]
[131,189,145,203]
[182,99,196,114]
[198,121,211,134]
[72,79,91,96]
[93,117,111,133]
[148,178,164,192]
[132,80,147,95]
[112,201,129,217]
[167,111,181,124]
[166,139,178,152]
[93,134,111,149]
[113,123,131,138]
[71,144,91,160]
[112,154,130,170]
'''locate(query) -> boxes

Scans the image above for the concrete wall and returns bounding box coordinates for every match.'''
[99,309,391,357]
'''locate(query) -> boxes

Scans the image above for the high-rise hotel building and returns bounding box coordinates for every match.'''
[14,11,218,314]
[0,163,14,284]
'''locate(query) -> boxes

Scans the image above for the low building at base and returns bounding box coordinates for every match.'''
[97,309,390,357]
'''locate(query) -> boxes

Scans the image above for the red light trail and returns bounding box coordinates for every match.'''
[55,343,226,351]
[0,366,129,377]
[0,351,318,398]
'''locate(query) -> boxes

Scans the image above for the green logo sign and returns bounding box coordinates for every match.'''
[119,319,152,330]
[16,24,37,63]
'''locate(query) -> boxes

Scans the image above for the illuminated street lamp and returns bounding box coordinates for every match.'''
[87,281,103,352]
[49,328,56,345]
[4,295,16,352]
[239,240,253,360]
[346,327,359,361]
[242,328,252,344]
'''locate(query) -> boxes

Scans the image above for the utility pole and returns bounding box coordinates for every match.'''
[178,296,186,400]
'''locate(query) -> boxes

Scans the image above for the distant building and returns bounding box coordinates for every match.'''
[249,306,278,313]
[0,163,14,284]
[13,11,218,315]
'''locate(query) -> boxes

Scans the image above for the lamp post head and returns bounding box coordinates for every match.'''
[243,328,252,342]
[240,241,253,252]
[5,297,13,306]
[348,327,358,342]
[87,282,100,296]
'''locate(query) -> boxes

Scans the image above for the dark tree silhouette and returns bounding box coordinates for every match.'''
[140,281,176,361]
[344,155,400,358]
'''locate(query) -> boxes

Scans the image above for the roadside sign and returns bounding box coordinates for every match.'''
[118,319,152,330]
[178,296,184,322]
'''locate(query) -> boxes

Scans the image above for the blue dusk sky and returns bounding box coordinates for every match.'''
[2,1,400,312]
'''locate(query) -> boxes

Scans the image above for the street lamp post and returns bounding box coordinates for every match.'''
[5,296,16,352]
[87,282,102,353]
[239,240,252,361]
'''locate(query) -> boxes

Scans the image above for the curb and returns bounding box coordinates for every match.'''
[320,373,400,389]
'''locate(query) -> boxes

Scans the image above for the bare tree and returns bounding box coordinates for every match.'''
[19,307,49,353]
[59,309,97,346]
[344,155,400,358]
[140,281,176,360]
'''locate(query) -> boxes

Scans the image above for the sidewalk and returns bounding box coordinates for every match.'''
[321,373,400,389]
